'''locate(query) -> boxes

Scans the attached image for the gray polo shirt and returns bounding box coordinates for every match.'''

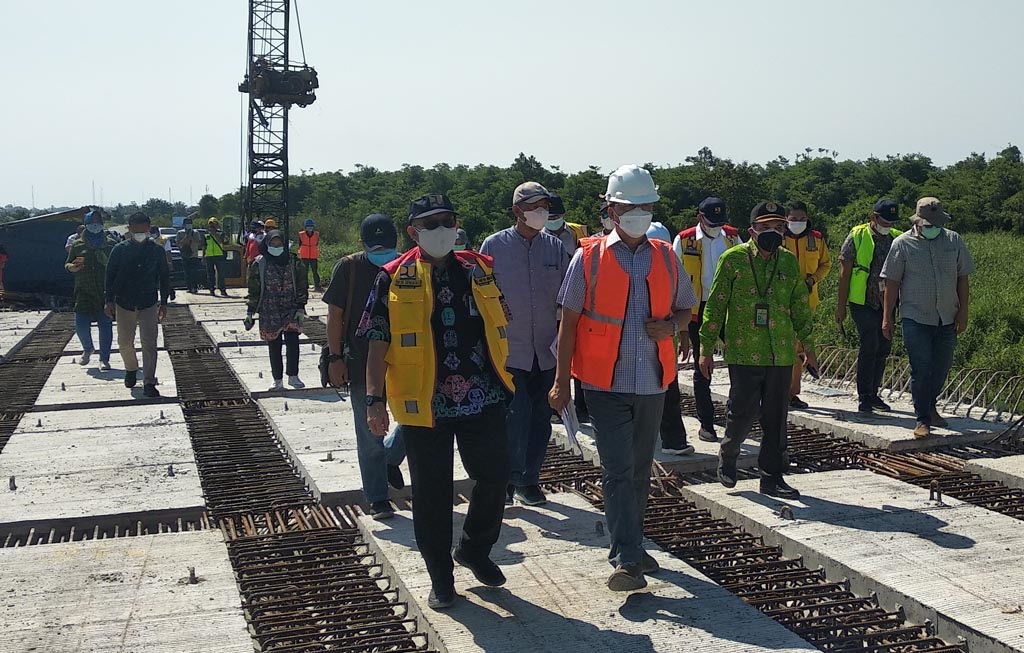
[881,227,974,326]
[480,227,570,372]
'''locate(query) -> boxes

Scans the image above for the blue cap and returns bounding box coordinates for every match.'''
[646,221,672,243]
[872,199,900,223]
[84,210,102,224]
[303,218,315,228]
[698,197,728,225]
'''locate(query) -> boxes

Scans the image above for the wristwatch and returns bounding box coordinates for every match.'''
[365,395,386,407]
[326,353,345,363]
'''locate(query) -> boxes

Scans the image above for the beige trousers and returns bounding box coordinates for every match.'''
[116,304,159,384]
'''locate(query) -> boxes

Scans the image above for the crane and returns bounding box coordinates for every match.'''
[237,0,318,246]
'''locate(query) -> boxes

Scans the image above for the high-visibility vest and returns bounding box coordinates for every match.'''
[848,223,901,305]
[783,230,832,311]
[205,232,224,257]
[676,225,741,315]
[382,248,515,427]
[299,230,320,259]
[571,237,679,391]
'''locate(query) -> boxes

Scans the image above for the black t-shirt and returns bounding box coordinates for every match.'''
[356,254,507,421]
[322,252,380,384]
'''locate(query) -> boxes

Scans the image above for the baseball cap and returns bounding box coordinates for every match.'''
[512,181,550,206]
[914,197,950,226]
[548,193,566,216]
[408,194,456,223]
[872,199,900,223]
[361,213,398,250]
[750,201,787,224]
[698,197,728,225]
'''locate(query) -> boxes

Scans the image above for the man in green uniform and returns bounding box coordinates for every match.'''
[698,201,818,499]
[66,210,118,370]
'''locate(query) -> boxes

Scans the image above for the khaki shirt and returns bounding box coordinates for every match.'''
[881,228,974,326]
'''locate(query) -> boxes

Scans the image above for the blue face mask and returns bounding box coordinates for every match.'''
[367,248,398,267]
[921,225,942,240]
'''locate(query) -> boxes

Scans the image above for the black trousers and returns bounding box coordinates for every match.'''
[688,302,717,431]
[850,303,892,402]
[268,331,299,379]
[183,257,202,292]
[721,365,790,476]
[403,404,509,590]
[303,258,320,287]
[205,256,227,292]
[660,376,687,447]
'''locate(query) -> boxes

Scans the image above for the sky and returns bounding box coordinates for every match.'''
[3,0,1023,209]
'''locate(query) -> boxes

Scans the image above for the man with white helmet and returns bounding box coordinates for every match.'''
[551,165,697,592]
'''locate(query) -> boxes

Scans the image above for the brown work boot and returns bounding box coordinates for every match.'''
[929,410,949,428]
[913,422,930,439]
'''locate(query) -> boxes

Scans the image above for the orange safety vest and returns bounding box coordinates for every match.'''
[298,230,320,259]
[572,237,679,391]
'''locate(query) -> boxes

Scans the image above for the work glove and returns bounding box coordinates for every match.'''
[243,314,255,331]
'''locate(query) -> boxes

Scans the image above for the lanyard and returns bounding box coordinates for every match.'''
[747,245,779,301]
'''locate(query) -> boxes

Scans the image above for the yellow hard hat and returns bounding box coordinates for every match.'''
[207,216,219,225]
[264,218,278,228]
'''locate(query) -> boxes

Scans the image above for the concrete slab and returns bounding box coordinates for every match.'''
[966,454,1024,492]
[682,469,1024,653]
[0,310,49,358]
[678,371,1002,451]
[63,323,166,354]
[361,492,815,653]
[551,415,759,475]
[221,345,321,395]
[0,531,252,653]
[36,352,178,406]
[0,405,203,524]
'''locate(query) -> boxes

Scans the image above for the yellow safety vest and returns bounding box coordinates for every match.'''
[383,249,515,427]
[848,223,901,305]
[566,222,588,243]
[783,230,832,311]
[677,226,741,312]
[205,232,224,257]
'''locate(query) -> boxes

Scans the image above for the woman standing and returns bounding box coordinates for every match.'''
[246,230,308,390]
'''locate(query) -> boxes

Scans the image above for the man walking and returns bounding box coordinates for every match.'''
[66,210,117,370]
[324,213,406,519]
[673,197,741,442]
[176,217,205,294]
[783,201,832,409]
[881,197,974,438]
[360,193,514,610]
[104,212,170,398]
[204,217,228,297]
[299,218,322,290]
[699,202,817,499]
[481,182,570,506]
[550,164,696,592]
[835,199,902,413]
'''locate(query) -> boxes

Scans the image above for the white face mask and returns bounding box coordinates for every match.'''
[788,221,808,235]
[601,217,614,232]
[545,217,565,231]
[871,222,892,236]
[521,208,549,231]
[702,224,723,238]
[86,223,104,234]
[615,208,653,238]
[267,246,285,256]
[131,232,148,243]
[416,226,458,258]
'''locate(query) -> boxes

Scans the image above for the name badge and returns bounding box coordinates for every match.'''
[754,303,769,328]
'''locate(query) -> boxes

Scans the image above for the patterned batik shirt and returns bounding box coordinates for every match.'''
[699,240,815,367]
[356,255,507,421]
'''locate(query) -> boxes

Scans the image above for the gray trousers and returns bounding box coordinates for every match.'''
[585,390,665,568]
[116,304,159,384]
[721,365,790,476]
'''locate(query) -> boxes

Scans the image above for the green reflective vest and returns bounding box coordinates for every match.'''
[849,223,901,305]
[205,232,224,257]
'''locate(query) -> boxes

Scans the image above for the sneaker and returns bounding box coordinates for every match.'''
[513,485,547,506]
[760,475,800,499]
[929,410,949,428]
[143,384,160,398]
[268,379,284,391]
[124,369,138,388]
[78,350,93,366]
[368,500,394,520]
[662,444,695,455]
[913,422,930,439]
[387,465,405,490]
[607,564,647,592]
[99,360,111,371]
[505,485,515,505]
[453,546,506,587]
[698,427,718,442]
[287,375,305,388]
[718,461,738,488]
[858,401,874,414]
[427,585,457,610]
[870,396,891,411]
[641,550,660,575]
[789,396,809,410]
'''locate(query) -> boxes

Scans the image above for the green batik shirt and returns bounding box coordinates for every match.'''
[699,240,814,367]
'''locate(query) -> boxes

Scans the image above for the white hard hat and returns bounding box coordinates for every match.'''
[605,164,660,205]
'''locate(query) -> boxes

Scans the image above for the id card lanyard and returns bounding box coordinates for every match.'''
[747,246,779,328]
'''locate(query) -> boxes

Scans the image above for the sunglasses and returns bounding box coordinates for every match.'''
[414,215,456,231]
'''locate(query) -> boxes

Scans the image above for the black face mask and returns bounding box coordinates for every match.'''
[755,230,783,253]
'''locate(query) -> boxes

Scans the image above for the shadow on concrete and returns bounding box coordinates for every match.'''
[735,490,976,550]
[795,405,982,436]
[86,367,124,381]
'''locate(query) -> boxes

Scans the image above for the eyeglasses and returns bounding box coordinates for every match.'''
[413,215,456,231]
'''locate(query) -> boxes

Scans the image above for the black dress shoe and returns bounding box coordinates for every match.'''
[453,547,506,587]
[143,383,160,398]
[858,401,874,414]
[427,585,457,610]
[387,464,405,490]
[124,369,138,388]
[760,475,800,499]
[789,396,809,410]
[870,396,891,411]
[718,462,738,488]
